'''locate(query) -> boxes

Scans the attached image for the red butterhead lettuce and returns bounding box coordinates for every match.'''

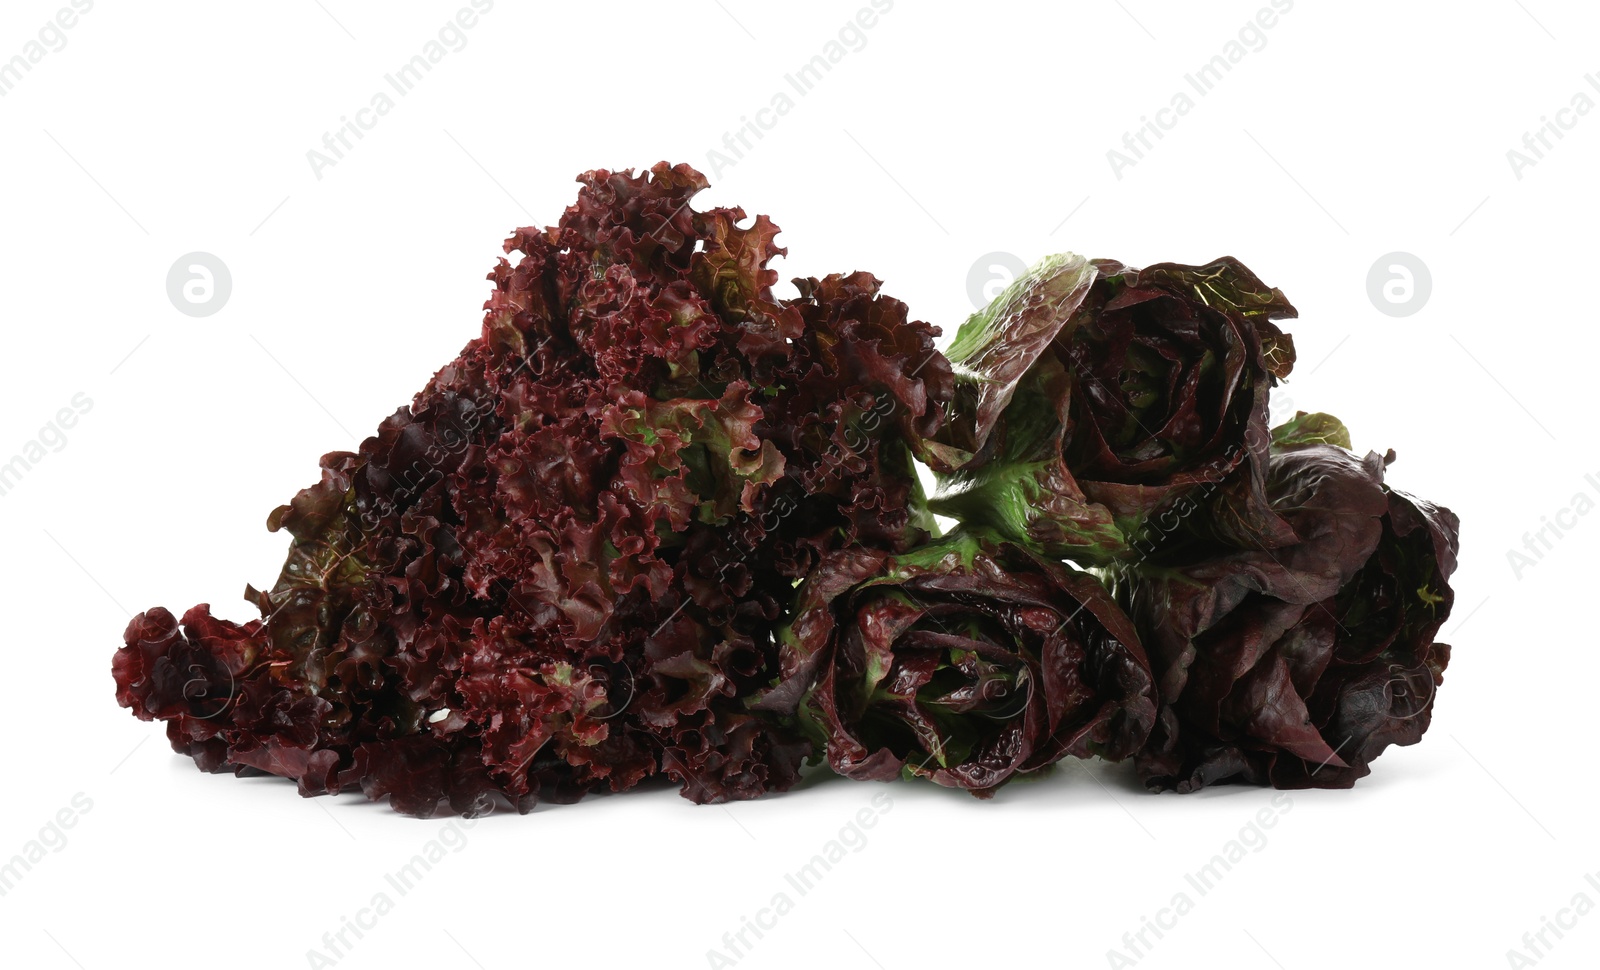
[759,530,1156,795]
[930,253,1297,563]
[1114,413,1459,791]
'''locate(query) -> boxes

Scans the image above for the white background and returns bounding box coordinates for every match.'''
[0,1,1592,967]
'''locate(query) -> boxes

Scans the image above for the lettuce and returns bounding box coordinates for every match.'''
[1112,414,1459,791]
[112,170,1462,816]
[113,163,953,816]
[759,530,1156,795]
[930,254,1297,563]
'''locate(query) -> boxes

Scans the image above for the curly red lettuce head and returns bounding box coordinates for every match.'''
[1117,413,1459,792]
[759,531,1156,796]
[112,162,953,815]
[929,253,1297,564]
[476,164,953,632]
